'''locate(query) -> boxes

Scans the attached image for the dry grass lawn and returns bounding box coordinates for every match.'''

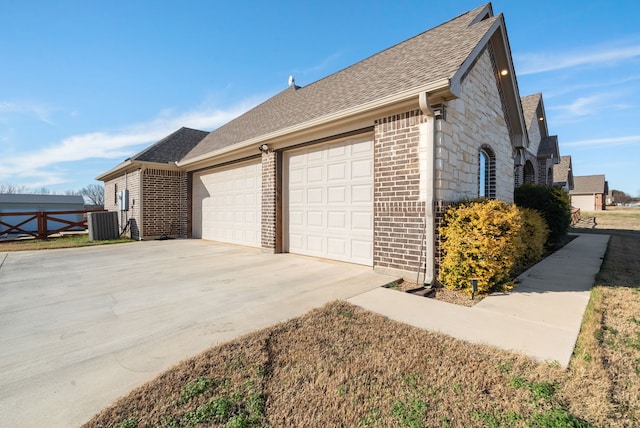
[0,234,132,251]
[84,208,640,427]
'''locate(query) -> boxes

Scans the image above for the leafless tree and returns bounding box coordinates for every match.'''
[0,182,29,194]
[80,184,104,208]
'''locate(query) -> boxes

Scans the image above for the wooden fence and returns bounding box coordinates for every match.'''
[0,210,106,239]
[571,207,581,225]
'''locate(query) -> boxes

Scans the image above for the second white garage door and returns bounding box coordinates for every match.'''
[285,137,374,266]
[192,160,261,247]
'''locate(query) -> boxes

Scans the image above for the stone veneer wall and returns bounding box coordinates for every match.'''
[443,46,514,203]
[103,170,142,239]
[141,168,188,238]
[261,151,278,251]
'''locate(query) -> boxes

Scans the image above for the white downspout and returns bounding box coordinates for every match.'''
[138,166,145,240]
[418,92,436,285]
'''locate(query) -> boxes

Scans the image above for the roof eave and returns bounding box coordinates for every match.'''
[178,79,451,169]
[96,159,181,182]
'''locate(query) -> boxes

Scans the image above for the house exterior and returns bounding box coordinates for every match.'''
[552,155,574,192]
[97,127,208,239]
[516,93,560,187]
[0,194,85,234]
[571,175,608,211]
[98,4,533,282]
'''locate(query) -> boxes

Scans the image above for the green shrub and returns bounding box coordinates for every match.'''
[438,199,525,294]
[514,184,571,247]
[518,208,549,266]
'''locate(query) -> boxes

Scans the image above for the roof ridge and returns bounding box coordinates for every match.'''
[292,4,493,92]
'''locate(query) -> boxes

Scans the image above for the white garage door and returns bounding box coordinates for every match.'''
[285,137,374,266]
[571,195,596,212]
[192,160,262,247]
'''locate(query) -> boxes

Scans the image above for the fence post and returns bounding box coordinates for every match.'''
[37,212,46,239]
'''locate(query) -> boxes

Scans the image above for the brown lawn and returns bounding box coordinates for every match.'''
[84,208,640,427]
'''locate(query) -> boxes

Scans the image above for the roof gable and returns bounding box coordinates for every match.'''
[133,127,208,163]
[571,175,607,194]
[553,155,573,188]
[538,135,559,160]
[183,4,509,163]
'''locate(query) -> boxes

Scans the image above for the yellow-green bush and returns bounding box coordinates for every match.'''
[517,208,549,266]
[438,199,548,295]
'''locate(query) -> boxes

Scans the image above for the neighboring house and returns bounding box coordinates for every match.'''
[571,175,608,211]
[97,127,209,239]
[0,194,85,234]
[552,155,574,192]
[98,4,532,282]
[516,93,560,187]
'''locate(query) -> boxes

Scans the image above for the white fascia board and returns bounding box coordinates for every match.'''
[177,79,450,168]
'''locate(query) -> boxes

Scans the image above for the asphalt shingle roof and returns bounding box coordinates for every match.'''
[553,155,572,184]
[520,93,541,125]
[183,4,498,161]
[134,127,208,163]
[571,175,607,194]
[538,135,558,158]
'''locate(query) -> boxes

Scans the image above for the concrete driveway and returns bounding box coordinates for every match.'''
[0,240,396,428]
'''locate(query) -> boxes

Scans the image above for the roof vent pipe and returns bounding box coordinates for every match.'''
[418,92,436,286]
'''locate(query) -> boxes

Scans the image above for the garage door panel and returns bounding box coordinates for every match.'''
[352,159,372,178]
[328,163,346,180]
[192,160,261,247]
[286,137,373,265]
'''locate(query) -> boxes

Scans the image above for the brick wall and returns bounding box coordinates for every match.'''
[373,110,428,276]
[103,170,141,239]
[261,151,278,251]
[141,168,188,238]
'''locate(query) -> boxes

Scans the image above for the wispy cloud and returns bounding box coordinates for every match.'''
[543,74,640,99]
[548,92,632,122]
[290,51,344,84]
[0,100,57,125]
[0,98,260,187]
[516,42,640,75]
[563,135,640,148]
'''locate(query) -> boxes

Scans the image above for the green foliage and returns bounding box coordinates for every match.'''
[514,184,571,247]
[113,416,138,428]
[528,408,594,427]
[180,377,213,403]
[518,208,549,265]
[391,398,428,428]
[438,200,525,294]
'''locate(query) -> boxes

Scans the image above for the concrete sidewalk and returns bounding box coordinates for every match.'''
[348,233,610,366]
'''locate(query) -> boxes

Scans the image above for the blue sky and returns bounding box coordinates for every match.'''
[1,1,639,196]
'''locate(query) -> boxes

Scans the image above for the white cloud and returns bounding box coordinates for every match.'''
[0,97,260,186]
[0,100,57,125]
[563,135,640,148]
[516,43,640,75]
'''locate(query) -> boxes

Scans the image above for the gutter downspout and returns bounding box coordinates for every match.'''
[418,92,437,285]
[138,166,145,240]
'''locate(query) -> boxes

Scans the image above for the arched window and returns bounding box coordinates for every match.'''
[479,146,496,198]
[524,160,535,184]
